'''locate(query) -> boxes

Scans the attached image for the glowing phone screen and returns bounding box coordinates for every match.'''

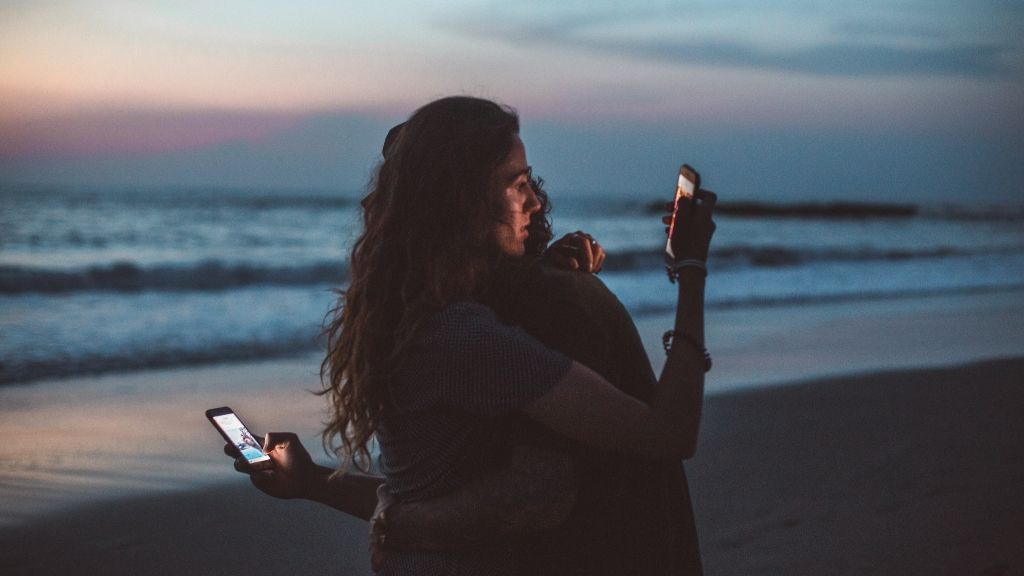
[213,412,270,465]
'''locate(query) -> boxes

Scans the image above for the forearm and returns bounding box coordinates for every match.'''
[385,445,578,551]
[307,465,383,521]
[653,269,706,458]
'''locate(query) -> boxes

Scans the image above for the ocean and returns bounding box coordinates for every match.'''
[2,185,1023,385]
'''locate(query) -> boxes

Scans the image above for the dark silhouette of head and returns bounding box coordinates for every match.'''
[322,96,550,469]
[381,113,552,258]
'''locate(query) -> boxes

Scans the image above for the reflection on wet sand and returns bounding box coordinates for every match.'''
[0,355,326,526]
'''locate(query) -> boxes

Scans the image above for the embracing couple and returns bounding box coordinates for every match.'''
[223,95,717,575]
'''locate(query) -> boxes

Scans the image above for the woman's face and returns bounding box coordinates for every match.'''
[492,136,541,257]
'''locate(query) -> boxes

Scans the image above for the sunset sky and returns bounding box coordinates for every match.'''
[2,1,1022,204]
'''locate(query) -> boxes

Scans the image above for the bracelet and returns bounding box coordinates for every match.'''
[662,330,712,372]
[665,259,707,283]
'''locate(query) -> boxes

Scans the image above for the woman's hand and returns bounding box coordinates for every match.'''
[544,231,606,273]
[663,190,717,262]
[224,432,382,520]
[224,431,325,500]
[369,484,396,572]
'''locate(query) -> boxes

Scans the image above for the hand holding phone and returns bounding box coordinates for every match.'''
[206,406,273,471]
[663,164,717,282]
[665,164,700,263]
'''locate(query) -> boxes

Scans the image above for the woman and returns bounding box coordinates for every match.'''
[321,96,715,574]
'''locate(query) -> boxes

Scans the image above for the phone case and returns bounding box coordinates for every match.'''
[665,164,700,262]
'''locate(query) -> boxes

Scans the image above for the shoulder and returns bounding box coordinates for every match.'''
[439,300,496,321]
[516,261,628,326]
[513,259,611,301]
[427,301,501,341]
[419,301,543,359]
[405,300,573,415]
[502,260,648,387]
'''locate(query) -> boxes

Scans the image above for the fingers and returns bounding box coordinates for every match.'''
[692,190,717,236]
[262,432,293,452]
[589,238,605,273]
[663,181,717,262]
[547,232,604,273]
[696,189,717,211]
[263,432,307,461]
[234,455,252,474]
[546,250,580,271]
[370,484,394,572]
[545,234,578,271]
[224,442,241,458]
[573,231,595,273]
[666,189,717,227]
[369,510,388,571]
[369,526,386,571]
[249,468,276,491]
[233,431,302,475]
[567,230,605,273]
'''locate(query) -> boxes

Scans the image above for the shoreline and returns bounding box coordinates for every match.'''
[5,285,1021,390]
[3,357,1021,575]
[2,288,1023,528]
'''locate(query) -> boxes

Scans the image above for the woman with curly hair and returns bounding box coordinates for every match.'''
[317,95,716,574]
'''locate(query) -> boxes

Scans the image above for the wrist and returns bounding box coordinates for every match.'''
[675,267,707,282]
[305,465,335,502]
[662,329,712,371]
[672,268,707,291]
[665,258,707,283]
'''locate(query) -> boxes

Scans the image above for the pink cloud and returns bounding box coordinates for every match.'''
[0,108,308,159]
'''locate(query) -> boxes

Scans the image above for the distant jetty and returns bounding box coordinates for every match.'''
[649,200,918,219]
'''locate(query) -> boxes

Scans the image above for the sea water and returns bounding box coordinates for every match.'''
[2,185,1023,385]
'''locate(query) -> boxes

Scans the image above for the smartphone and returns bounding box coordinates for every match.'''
[665,164,700,261]
[206,406,272,470]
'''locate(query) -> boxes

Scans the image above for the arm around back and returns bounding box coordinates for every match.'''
[384,443,578,550]
[522,274,705,463]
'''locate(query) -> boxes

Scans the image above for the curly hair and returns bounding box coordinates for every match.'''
[524,173,553,256]
[320,97,553,471]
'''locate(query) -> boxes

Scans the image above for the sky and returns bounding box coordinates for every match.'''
[1,0,1022,204]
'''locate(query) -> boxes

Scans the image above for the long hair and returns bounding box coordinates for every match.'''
[320,96,531,471]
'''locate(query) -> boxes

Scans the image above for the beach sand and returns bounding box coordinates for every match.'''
[1,357,1022,575]
[2,290,1023,575]
[690,357,1024,576]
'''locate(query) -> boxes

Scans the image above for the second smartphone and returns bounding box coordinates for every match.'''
[206,406,273,470]
[665,164,700,261]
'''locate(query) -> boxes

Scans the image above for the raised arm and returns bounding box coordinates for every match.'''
[522,190,716,461]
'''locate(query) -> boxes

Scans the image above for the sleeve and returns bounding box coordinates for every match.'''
[429,302,573,417]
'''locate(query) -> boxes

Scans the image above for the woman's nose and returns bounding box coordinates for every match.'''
[525,188,541,214]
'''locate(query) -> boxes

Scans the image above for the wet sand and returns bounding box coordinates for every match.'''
[2,357,1022,575]
[689,357,1024,576]
[2,289,1023,574]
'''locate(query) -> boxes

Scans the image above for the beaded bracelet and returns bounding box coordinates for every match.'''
[665,259,707,283]
[662,330,712,372]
